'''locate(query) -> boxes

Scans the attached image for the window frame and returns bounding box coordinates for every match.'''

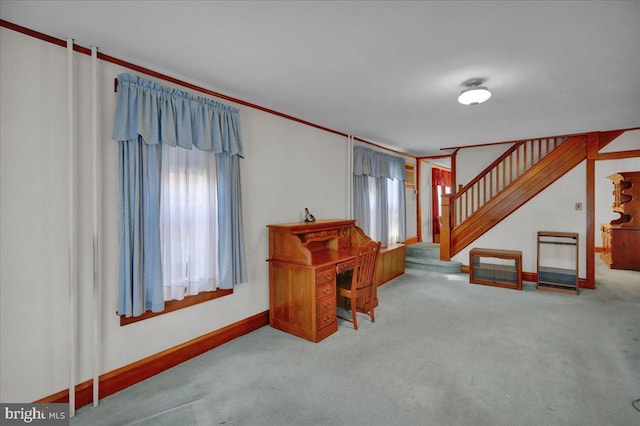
[119,289,232,326]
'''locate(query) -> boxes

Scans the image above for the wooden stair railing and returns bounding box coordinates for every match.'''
[441,134,588,259]
[452,136,567,226]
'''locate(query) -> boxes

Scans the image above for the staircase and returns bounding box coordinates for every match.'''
[405,242,462,273]
[441,130,625,259]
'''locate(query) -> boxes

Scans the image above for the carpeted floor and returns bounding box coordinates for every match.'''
[72,258,640,426]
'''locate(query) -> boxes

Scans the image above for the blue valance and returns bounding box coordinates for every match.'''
[112,73,243,157]
[353,146,406,180]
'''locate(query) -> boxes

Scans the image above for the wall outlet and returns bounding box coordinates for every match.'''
[575,202,582,211]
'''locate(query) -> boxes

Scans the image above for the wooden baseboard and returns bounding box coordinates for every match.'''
[36,310,270,410]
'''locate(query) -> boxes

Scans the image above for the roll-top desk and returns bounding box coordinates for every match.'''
[267,219,374,342]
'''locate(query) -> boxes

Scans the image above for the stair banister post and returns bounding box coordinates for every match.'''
[440,194,452,261]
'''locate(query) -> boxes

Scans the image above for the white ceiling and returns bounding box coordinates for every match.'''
[2,0,639,156]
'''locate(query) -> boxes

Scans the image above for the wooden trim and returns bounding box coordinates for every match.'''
[416,160,422,242]
[404,236,419,245]
[440,127,639,152]
[36,311,270,410]
[440,194,452,261]
[120,289,233,326]
[596,149,640,161]
[594,246,604,253]
[417,154,453,160]
[585,133,598,289]
[441,139,524,151]
[450,151,457,195]
[0,19,415,160]
[596,129,626,151]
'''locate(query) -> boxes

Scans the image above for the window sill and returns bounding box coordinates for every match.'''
[119,288,233,326]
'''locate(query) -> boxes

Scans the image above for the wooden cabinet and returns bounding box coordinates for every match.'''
[600,171,640,271]
[537,231,579,295]
[374,243,406,286]
[469,248,522,290]
[267,220,373,343]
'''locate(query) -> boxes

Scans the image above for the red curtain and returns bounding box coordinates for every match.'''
[432,168,451,238]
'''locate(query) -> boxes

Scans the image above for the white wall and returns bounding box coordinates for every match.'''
[0,28,350,402]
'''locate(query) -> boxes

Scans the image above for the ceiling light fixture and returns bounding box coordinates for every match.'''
[458,78,491,106]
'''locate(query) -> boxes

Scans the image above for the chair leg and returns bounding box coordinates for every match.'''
[370,308,375,323]
[351,297,358,330]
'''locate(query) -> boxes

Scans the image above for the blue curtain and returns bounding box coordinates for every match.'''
[353,146,406,247]
[113,73,247,317]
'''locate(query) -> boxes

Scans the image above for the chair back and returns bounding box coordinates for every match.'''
[352,240,381,291]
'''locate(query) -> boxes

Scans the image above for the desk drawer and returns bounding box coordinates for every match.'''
[336,259,355,274]
[316,268,335,285]
[317,296,336,330]
[317,296,336,317]
[316,281,335,299]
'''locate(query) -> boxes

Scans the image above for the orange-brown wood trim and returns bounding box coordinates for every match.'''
[440,127,639,152]
[0,19,415,160]
[416,154,453,160]
[440,138,523,152]
[416,160,422,242]
[596,149,640,161]
[405,236,419,245]
[585,133,598,289]
[120,289,233,326]
[594,246,604,253]
[596,130,626,151]
[451,151,457,195]
[36,310,270,410]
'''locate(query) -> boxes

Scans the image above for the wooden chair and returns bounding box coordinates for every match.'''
[336,240,381,330]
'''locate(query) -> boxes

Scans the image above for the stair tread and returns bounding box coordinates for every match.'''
[405,256,462,266]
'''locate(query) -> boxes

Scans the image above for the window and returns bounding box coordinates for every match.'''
[113,73,246,322]
[160,144,219,301]
[353,146,406,247]
[387,177,403,245]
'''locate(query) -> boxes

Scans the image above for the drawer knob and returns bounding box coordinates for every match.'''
[323,288,330,294]
[324,302,331,309]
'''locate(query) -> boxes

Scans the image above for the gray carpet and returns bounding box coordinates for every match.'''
[72,259,640,426]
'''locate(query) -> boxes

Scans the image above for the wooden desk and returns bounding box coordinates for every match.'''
[267,220,373,342]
